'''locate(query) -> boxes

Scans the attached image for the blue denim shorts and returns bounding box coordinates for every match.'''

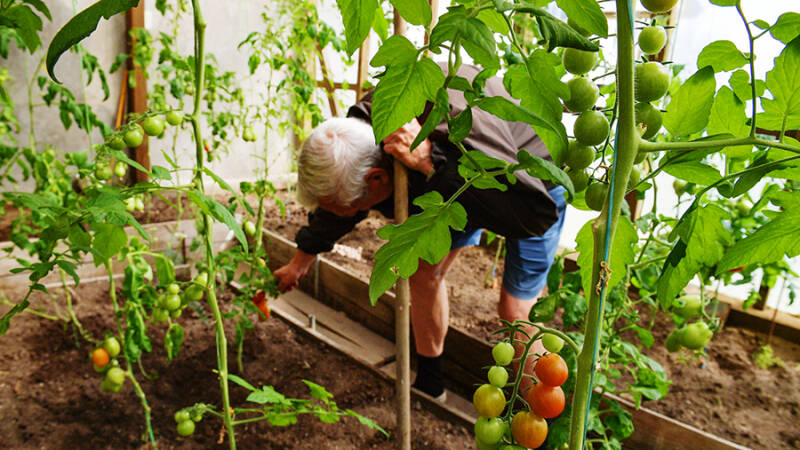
[450,186,567,299]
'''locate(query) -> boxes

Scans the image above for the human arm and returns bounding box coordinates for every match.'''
[274,250,316,292]
[382,118,435,177]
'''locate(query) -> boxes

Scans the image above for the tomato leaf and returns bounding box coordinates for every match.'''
[203,167,255,216]
[663,66,716,137]
[165,323,183,361]
[661,161,722,186]
[304,380,334,402]
[91,223,127,265]
[528,293,557,322]
[185,190,248,252]
[345,409,390,437]
[556,0,609,38]
[0,299,30,335]
[410,87,448,152]
[761,36,800,130]
[370,36,444,143]
[728,70,766,102]
[717,192,800,273]
[247,386,287,405]
[429,6,499,69]
[228,374,257,392]
[474,96,563,143]
[697,40,748,72]
[4,4,43,53]
[575,215,637,299]
[153,257,175,288]
[369,192,467,303]
[335,0,379,55]
[150,165,171,181]
[770,12,800,44]
[388,0,431,27]
[604,399,634,440]
[515,150,575,201]
[503,3,599,51]
[503,51,569,161]
[657,203,732,308]
[707,87,751,159]
[46,0,140,81]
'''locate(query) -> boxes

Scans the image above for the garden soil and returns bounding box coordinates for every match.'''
[0,281,473,449]
[261,196,800,450]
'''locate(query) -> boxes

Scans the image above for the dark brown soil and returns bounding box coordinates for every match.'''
[0,281,473,449]
[261,195,800,450]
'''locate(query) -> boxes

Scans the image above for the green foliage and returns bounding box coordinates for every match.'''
[697,40,748,72]
[663,66,716,136]
[717,191,800,273]
[657,204,732,307]
[369,192,467,303]
[335,0,379,55]
[46,0,140,81]
[760,36,800,131]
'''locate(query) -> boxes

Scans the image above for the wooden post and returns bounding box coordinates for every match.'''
[356,38,370,101]
[392,11,412,450]
[125,3,149,182]
[316,44,343,117]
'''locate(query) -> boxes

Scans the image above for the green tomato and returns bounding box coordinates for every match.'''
[638,26,667,55]
[106,367,126,386]
[562,48,598,75]
[665,329,683,352]
[177,420,196,437]
[174,410,191,423]
[141,117,166,137]
[152,308,170,323]
[640,0,679,14]
[103,337,121,358]
[563,140,595,171]
[473,384,506,418]
[195,272,209,286]
[124,125,144,147]
[628,167,641,189]
[680,321,713,350]
[242,126,257,142]
[95,165,113,180]
[475,417,506,445]
[170,308,182,319]
[574,110,610,147]
[162,294,182,311]
[735,198,752,217]
[244,220,256,236]
[673,295,703,318]
[165,111,183,126]
[134,197,145,212]
[634,102,663,140]
[107,135,127,150]
[492,341,515,366]
[567,168,590,192]
[563,77,599,113]
[673,179,688,197]
[185,284,205,302]
[487,365,509,388]
[167,283,181,295]
[542,333,564,353]
[114,162,127,178]
[101,377,123,393]
[635,62,670,103]
[584,182,608,211]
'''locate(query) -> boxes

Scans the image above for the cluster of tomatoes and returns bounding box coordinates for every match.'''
[173,408,202,437]
[152,274,207,323]
[91,336,126,393]
[666,295,714,352]
[473,334,569,449]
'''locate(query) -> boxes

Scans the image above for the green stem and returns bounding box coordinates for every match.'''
[105,261,157,448]
[638,136,800,155]
[0,297,61,321]
[189,1,236,447]
[734,2,757,136]
[60,268,93,343]
[568,0,638,448]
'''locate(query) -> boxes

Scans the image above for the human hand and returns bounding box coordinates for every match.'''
[274,264,302,292]
[382,118,434,176]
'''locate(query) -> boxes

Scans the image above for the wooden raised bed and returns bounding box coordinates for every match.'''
[260,228,750,450]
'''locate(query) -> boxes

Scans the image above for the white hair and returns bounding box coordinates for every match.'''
[296,117,382,208]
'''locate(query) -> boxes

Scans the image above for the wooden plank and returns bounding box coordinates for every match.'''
[607,393,749,450]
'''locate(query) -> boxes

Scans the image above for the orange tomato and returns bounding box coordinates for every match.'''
[511,410,548,448]
[526,382,565,419]
[92,348,110,368]
[535,353,568,386]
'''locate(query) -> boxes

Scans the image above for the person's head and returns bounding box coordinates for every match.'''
[296,117,392,216]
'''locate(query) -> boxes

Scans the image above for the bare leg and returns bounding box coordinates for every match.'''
[409,248,462,357]
[498,286,546,392]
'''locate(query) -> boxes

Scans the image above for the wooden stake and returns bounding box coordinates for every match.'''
[316,44,342,117]
[392,10,412,450]
[125,4,149,182]
[356,37,370,101]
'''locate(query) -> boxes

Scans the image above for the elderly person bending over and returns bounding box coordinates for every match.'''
[274,65,567,400]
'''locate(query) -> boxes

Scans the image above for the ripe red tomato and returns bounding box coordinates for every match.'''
[526,383,565,419]
[255,300,270,321]
[473,384,506,418]
[535,353,568,386]
[251,291,266,304]
[92,348,110,368]
[511,411,548,448]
